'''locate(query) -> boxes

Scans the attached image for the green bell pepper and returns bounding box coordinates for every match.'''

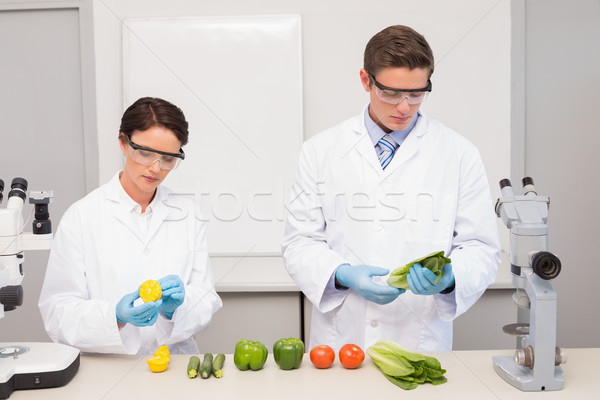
[273,338,304,370]
[233,339,268,371]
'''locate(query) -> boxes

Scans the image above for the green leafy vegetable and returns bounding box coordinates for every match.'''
[387,251,451,290]
[367,340,447,390]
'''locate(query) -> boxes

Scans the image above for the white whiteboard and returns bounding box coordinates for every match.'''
[121,6,514,286]
[123,15,303,255]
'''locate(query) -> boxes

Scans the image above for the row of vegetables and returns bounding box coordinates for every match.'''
[146,338,447,390]
[141,251,451,389]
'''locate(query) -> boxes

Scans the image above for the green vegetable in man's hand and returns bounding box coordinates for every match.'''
[233,339,268,371]
[273,338,304,370]
[367,340,447,390]
[387,251,451,290]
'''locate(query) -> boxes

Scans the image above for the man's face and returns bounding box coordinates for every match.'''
[360,67,430,133]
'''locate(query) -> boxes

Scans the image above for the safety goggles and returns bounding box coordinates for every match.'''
[125,135,185,171]
[369,73,432,105]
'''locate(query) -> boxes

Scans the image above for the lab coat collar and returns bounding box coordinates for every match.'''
[105,172,171,245]
[347,104,430,176]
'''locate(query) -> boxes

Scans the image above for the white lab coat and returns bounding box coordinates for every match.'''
[282,107,501,352]
[38,173,222,355]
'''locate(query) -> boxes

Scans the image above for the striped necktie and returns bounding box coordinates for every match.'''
[377,135,399,170]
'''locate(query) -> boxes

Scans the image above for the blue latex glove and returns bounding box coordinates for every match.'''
[157,275,185,319]
[116,290,161,326]
[407,263,455,295]
[335,264,404,305]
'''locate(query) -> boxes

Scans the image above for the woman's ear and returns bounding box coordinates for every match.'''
[118,133,128,155]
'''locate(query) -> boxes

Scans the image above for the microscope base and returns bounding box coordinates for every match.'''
[493,355,564,391]
[0,342,79,399]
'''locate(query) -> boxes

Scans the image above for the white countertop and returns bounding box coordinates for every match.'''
[6,348,597,400]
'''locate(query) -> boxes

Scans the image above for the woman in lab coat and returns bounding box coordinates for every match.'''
[38,97,222,355]
[282,25,501,352]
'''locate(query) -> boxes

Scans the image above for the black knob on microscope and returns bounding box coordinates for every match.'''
[531,251,562,280]
[0,285,24,311]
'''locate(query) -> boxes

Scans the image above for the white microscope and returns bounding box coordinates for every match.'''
[0,178,79,399]
[493,177,566,391]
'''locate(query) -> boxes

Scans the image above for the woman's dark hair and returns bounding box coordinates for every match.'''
[119,97,189,146]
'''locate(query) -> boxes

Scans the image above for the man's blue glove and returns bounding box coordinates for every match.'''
[407,263,455,295]
[335,264,404,305]
[157,275,185,319]
[116,290,161,326]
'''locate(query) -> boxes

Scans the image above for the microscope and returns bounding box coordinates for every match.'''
[0,178,79,399]
[493,177,566,391]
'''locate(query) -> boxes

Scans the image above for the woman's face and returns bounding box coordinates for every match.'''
[119,126,182,203]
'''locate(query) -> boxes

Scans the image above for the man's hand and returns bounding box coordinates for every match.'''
[336,264,404,304]
[407,263,455,295]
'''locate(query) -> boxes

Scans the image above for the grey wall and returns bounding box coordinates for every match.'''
[453,0,600,350]
[525,0,600,348]
[0,6,90,341]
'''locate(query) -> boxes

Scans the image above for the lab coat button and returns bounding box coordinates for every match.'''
[143,248,150,255]
[376,226,384,232]
[370,320,379,327]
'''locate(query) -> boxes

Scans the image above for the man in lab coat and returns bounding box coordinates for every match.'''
[282,25,501,352]
[39,97,222,355]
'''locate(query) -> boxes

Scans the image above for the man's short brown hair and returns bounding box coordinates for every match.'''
[364,25,434,80]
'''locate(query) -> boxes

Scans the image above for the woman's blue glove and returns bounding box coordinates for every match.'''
[116,290,161,326]
[157,275,185,319]
[407,263,455,295]
[335,264,404,305]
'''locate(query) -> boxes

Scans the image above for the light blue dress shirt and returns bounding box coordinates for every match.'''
[364,105,420,154]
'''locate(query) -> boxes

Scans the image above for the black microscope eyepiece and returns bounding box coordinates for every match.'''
[8,178,28,202]
[499,179,512,189]
[10,178,28,192]
[522,177,534,187]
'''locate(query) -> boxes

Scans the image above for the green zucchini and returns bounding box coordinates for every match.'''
[200,353,213,379]
[187,355,200,378]
[212,353,225,378]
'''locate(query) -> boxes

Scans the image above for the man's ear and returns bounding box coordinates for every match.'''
[359,68,372,92]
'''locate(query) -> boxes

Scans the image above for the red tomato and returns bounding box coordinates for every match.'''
[339,344,365,369]
[310,345,335,369]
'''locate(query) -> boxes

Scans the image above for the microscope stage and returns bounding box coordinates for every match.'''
[0,342,79,399]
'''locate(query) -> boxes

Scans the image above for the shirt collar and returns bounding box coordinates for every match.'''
[364,106,420,146]
[116,172,159,215]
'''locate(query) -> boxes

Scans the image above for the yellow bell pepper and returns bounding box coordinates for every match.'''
[139,279,162,303]
[147,345,170,373]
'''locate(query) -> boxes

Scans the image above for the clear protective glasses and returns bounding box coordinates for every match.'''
[125,134,185,171]
[369,73,432,105]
